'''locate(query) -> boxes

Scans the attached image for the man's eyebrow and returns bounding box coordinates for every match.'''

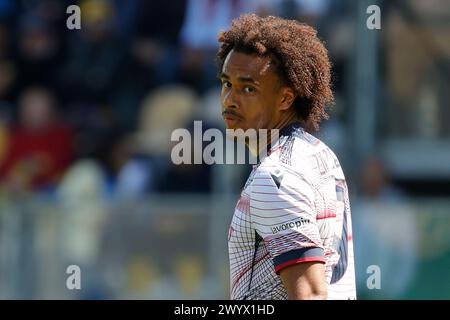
[237,76,259,85]
[219,73,259,85]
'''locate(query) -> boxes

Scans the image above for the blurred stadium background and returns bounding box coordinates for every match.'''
[0,0,449,299]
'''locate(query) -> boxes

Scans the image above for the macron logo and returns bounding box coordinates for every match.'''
[270,169,284,189]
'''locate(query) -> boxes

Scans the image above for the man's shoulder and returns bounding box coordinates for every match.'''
[267,129,332,164]
[258,130,344,181]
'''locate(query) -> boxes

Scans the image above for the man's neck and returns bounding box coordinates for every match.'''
[247,113,299,159]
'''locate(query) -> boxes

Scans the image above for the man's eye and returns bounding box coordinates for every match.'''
[244,86,255,93]
[222,81,232,88]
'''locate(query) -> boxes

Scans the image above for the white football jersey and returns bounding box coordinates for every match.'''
[228,123,356,300]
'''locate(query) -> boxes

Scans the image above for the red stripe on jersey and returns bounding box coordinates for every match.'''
[275,257,326,273]
[317,213,337,220]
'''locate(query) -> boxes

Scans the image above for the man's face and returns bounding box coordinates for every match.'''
[220,49,285,132]
[19,88,54,131]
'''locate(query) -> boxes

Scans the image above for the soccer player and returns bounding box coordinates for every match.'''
[217,14,356,300]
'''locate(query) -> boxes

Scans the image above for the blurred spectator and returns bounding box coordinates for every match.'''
[0,116,7,163]
[134,85,198,157]
[113,0,187,130]
[0,0,17,25]
[113,136,153,200]
[131,84,213,192]
[61,0,125,105]
[0,86,74,193]
[358,156,405,201]
[0,21,13,60]
[257,0,333,28]
[100,132,153,199]
[178,0,261,92]
[57,157,110,299]
[128,0,186,86]
[57,158,106,264]
[352,156,418,299]
[59,159,106,208]
[15,12,64,91]
[160,128,213,193]
[385,0,450,138]
[133,85,194,192]
[0,59,17,114]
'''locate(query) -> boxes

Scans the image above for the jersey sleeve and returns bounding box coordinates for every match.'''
[249,164,325,274]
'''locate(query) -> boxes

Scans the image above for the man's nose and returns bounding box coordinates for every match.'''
[222,89,240,109]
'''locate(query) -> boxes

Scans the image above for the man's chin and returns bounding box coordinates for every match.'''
[225,124,239,131]
[224,121,244,131]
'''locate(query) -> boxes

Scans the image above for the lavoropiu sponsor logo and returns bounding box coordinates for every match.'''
[271,218,311,234]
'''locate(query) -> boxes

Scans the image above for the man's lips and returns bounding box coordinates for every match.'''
[222,111,243,121]
[222,111,243,126]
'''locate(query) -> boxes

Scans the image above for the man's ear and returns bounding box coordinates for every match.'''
[279,87,297,111]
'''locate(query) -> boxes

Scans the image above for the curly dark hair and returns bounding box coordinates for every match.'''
[217,14,334,132]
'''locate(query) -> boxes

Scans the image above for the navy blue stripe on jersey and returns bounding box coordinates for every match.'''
[274,247,325,273]
[336,185,345,201]
[279,122,303,137]
[331,203,348,284]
